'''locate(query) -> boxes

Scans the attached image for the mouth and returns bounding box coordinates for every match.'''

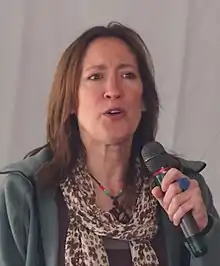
[103,107,125,116]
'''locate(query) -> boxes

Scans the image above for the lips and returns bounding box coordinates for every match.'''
[103,108,125,115]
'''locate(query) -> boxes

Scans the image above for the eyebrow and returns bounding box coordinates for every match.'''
[84,63,137,72]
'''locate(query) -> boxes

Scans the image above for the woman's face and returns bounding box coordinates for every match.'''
[77,37,143,145]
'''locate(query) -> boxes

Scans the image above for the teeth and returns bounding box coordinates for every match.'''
[108,110,121,114]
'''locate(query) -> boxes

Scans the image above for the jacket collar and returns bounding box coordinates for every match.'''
[0,147,51,176]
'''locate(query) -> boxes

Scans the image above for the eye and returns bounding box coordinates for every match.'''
[122,72,137,79]
[88,73,103,80]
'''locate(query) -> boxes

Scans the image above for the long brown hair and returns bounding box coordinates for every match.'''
[28,22,160,187]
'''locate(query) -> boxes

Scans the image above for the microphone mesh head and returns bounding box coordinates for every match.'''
[141,142,165,160]
[141,141,178,173]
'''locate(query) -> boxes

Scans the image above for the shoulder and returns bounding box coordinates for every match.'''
[0,146,51,180]
[177,157,219,215]
[0,171,33,199]
[0,147,51,207]
[177,157,206,174]
[177,156,207,189]
[0,171,34,227]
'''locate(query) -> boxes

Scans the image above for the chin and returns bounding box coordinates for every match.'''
[101,133,133,146]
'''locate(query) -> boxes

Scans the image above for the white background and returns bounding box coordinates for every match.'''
[1,0,220,211]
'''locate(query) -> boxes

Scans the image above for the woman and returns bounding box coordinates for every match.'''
[0,22,219,266]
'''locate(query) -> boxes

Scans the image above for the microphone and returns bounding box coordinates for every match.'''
[141,141,207,257]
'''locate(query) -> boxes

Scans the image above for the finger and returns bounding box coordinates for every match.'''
[172,200,194,226]
[169,183,202,226]
[161,168,183,192]
[188,179,199,190]
[167,190,192,222]
[151,186,163,205]
[166,180,198,220]
[192,202,209,231]
[162,181,182,210]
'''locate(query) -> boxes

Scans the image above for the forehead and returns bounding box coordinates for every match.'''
[82,37,138,67]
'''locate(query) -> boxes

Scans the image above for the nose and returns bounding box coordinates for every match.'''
[103,75,122,99]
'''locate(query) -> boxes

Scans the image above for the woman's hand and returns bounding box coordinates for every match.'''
[151,168,208,231]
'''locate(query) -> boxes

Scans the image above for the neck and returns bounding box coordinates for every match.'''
[83,139,133,190]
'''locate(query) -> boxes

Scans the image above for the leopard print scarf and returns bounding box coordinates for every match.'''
[60,157,159,266]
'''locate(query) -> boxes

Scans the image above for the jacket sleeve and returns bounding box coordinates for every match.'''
[189,173,220,266]
[0,173,38,266]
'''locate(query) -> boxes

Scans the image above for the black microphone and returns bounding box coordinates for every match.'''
[141,141,207,257]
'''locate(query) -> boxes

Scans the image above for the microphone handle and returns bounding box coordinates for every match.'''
[154,169,208,257]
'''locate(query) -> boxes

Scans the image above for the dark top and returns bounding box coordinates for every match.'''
[56,188,168,266]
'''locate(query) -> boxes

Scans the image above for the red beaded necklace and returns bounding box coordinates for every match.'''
[89,174,130,223]
[89,174,123,201]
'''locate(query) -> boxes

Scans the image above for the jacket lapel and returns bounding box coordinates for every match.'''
[37,184,59,266]
[160,208,182,266]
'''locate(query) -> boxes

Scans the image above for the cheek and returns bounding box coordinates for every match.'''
[77,90,100,123]
[77,92,90,120]
[130,89,143,111]
[78,89,93,110]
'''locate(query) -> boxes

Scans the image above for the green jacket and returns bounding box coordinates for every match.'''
[0,148,220,266]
